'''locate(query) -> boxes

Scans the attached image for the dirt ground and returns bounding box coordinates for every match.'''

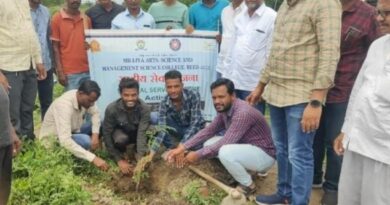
[88,157,323,205]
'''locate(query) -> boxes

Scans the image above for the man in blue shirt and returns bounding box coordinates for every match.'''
[150,70,205,154]
[189,0,229,31]
[111,0,155,30]
[29,0,53,120]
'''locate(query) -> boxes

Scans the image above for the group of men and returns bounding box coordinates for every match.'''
[1,0,390,204]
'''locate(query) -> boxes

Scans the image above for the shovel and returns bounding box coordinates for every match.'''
[188,166,247,205]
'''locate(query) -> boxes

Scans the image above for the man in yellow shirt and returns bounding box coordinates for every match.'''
[0,0,47,140]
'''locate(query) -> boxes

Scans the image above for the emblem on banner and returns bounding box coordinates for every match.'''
[136,40,146,50]
[169,39,181,51]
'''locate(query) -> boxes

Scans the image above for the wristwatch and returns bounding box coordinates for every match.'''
[309,99,322,108]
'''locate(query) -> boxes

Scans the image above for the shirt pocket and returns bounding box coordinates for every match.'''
[341,25,363,50]
[247,27,268,52]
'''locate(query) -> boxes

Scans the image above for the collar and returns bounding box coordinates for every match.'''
[165,88,189,107]
[60,8,83,20]
[226,99,237,117]
[125,8,144,18]
[99,2,118,12]
[201,0,218,8]
[30,4,42,12]
[230,1,246,12]
[72,90,81,111]
[254,3,266,17]
[344,0,361,13]
[287,0,299,7]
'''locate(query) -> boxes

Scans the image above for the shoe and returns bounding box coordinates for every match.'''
[255,194,291,205]
[321,190,337,205]
[257,171,269,177]
[236,184,256,197]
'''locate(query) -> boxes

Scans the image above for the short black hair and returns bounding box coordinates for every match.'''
[78,80,101,97]
[210,78,235,95]
[118,77,139,93]
[164,70,182,82]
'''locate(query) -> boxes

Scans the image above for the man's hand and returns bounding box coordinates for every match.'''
[185,25,194,34]
[56,70,68,86]
[117,160,133,175]
[36,63,47,80]
[0,71,10,93]
[246,83,265,106]
[11,127,21,157]
[91,133,100,151]
[301,104,322,133]
[166,144,186,168]
[92,156,109,171]
[333,133,345,156]
[84,41,90,50]
[185,151,199,165]
[215,34,222,44]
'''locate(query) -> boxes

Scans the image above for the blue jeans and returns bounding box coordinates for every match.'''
[235,89,265,114]
[204,137,275,186]
[269,104,315,205]
[162,115,190,148]
[71,123,92,150]
[150,112,189,148]
[313,102,347,191]
[65,72,90,91]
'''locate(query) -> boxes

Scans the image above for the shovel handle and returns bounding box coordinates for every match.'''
[188,165,233,194]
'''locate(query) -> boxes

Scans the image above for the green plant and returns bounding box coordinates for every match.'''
[132,125,173,191]
[183,180,226,205]
[10,141,91,205]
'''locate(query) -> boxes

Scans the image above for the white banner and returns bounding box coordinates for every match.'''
[86,29,218,121]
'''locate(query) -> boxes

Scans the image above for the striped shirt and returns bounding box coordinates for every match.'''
[260,0,342,107]
[184,99,275,159]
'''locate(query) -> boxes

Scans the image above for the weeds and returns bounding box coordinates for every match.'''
[183,180,226,205]
[10,141,91,205]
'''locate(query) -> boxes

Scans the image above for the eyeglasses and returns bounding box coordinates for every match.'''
[377,9,390,18]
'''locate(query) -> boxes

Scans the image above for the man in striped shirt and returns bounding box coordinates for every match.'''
[166,78,275,195]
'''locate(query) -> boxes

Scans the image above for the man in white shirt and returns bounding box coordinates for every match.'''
[39,80,109,171]
[215,0,245,78]
[225,0,276,114]
[334,0,390,204]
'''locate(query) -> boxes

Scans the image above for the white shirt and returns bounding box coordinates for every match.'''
[39,90,101,162]
[342,34,390,165]
[225,4,276,91]
[215,2,246,75]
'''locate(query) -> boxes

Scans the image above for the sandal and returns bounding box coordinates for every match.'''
[235,184,256,197]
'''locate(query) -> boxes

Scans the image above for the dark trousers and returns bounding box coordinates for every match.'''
[0,145,12,205]
[37,69,53,120]
[313,102,347,191]
[3,69,37,139]
[113,129,136,152]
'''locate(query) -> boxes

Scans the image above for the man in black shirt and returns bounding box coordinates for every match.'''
[86,0,125,29]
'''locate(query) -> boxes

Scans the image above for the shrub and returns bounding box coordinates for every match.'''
[10,141,91,205]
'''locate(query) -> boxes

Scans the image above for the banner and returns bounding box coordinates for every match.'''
[86,30,218,121]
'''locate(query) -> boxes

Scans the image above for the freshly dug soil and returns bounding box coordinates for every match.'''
[100,157,322,205]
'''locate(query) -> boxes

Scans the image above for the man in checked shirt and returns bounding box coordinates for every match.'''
[149,70,205,157]
[247,0,342,204]
[166,78,275,196]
